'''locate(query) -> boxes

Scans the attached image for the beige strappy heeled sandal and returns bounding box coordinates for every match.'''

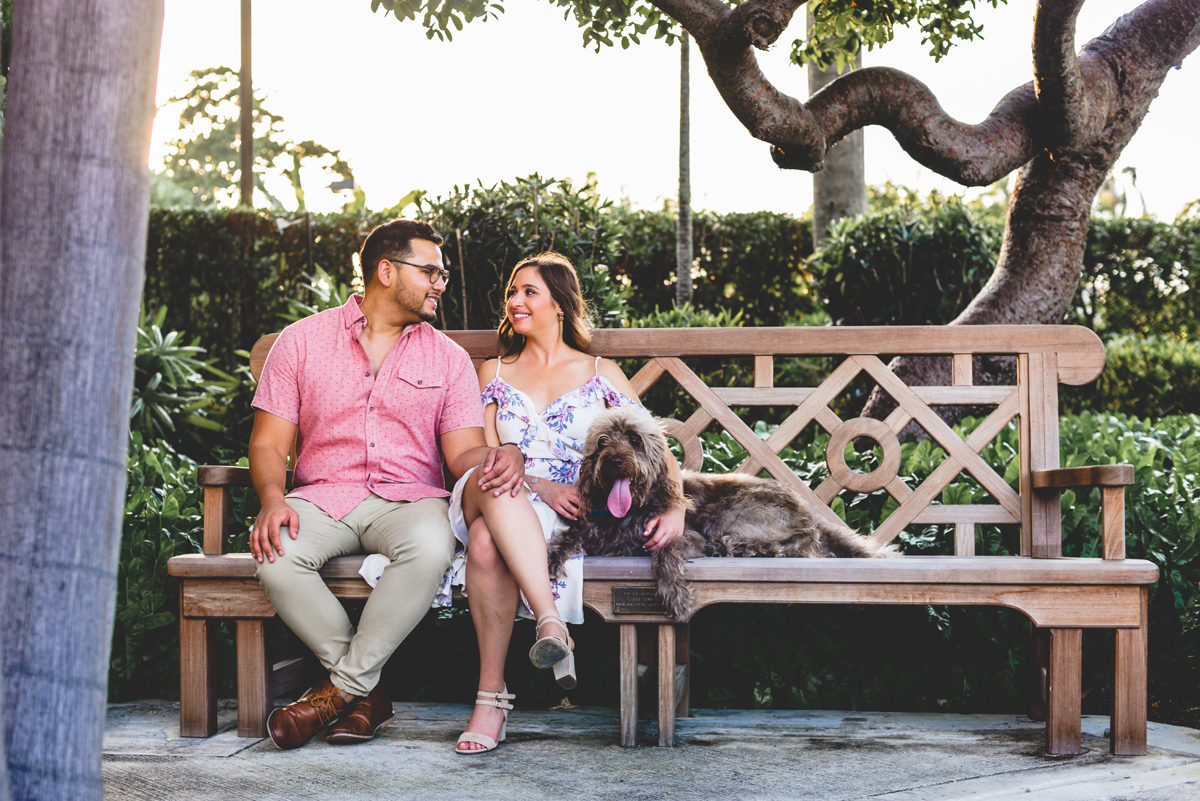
[529,613,577,689]
[455,688,515,755]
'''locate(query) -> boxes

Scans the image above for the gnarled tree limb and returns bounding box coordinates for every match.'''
[1033,0,1118,153]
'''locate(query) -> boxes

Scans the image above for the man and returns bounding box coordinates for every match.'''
[248,219,522,750]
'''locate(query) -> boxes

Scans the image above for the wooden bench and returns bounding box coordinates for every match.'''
[167,325,1156,755]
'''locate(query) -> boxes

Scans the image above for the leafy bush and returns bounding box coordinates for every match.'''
[417,174,632,329]
[131,307,235,461]
[612,206,818,325]
[1063,336,1200,418]
[110,434,203,701]
[808,193,999,326]
[1074,215,1200,341]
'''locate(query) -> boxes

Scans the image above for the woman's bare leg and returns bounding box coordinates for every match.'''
[461,481,568,644]
[459,517,518,751]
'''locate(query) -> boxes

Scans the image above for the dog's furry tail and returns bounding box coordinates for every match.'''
[818,516,902,559]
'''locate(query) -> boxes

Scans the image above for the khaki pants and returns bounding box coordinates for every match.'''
[255,494,454,697]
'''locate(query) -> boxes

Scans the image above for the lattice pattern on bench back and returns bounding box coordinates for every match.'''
[447,325,1107,560]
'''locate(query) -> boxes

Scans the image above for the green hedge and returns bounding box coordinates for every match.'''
[1063,336,1200,418]
[612,206,818,324]
[1074,216,1200,340]
[807,195,999,326]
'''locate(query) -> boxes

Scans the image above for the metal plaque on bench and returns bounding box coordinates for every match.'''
[613,586,668,615]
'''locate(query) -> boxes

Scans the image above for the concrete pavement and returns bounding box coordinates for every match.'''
[103,700,1200,800]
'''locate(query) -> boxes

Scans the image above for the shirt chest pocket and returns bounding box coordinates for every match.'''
[386,368,445,423]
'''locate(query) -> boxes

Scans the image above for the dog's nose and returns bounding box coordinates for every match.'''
[607,455,624,469]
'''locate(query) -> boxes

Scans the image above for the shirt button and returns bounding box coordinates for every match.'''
[370,443,376,448]
[417,380,423,385]
[365,371,370,377]
[369,406,375,412]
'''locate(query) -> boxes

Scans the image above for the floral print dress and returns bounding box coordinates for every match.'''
[435,357,643,623]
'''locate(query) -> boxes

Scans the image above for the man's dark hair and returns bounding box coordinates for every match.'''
[359,219,444,286]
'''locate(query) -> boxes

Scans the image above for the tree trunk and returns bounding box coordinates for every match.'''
[807,9,866,248]
[676,32,694,307]
[0,2,162,799]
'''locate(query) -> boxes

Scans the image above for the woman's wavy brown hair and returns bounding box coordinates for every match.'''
[497,252,593,361]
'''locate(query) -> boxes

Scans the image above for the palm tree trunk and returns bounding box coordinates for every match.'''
[676,32,694,307]
[0,2,162,798]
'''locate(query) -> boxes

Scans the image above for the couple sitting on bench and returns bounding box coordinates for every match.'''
[249,219,688,754]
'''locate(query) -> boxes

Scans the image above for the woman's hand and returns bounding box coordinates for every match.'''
[644,502,687,552]
[531,478,582,521]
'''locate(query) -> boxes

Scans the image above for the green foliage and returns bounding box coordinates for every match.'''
[110,434,204,701]
[612,205,819,325]
[808,192,999,326]
[626,303,744,329]
[1073,216,1200,341]
[368,0,1006,64]
[159,66,354,210]
[416,174,632,329]
[281,265,357,325]
[1063,336,1200,418]
[795,0,1004,71]
[132,307,234,457]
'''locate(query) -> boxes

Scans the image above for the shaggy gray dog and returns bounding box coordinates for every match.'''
[547,407,898,619]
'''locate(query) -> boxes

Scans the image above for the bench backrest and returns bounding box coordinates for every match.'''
[250,325,1107,560]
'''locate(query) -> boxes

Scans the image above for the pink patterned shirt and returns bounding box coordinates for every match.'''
[252,295,484,520]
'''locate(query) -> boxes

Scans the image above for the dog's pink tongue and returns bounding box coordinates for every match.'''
[607,477,633,518]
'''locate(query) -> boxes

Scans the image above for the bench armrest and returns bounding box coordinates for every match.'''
[1032,465,1133,560]
[1031,465,1134,489]
[197,465,294,555]
[198,465,295,488]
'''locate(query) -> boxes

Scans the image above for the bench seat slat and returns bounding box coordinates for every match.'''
[168,553,1158,585]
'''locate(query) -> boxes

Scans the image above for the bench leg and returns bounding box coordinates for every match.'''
[1046,628,1082,755]
[675,623,690,719]
[1112,590,1148,756]
[658,624,676,746]
[179,615,218,737]
[236,620,272,738]
[619,624,638,746]
[1028,626,1049,722]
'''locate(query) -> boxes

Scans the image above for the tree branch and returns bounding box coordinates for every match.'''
[651,0,1199,185]
[1033,0,1117,153]
[806,69,1041,185]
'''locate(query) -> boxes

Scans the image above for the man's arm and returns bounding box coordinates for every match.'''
[440,427,525,498]
[248,409,300,563]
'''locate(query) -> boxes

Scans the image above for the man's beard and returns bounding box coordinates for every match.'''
[395,283,437,323]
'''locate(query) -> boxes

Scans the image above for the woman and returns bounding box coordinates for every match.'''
[443,252,687,754]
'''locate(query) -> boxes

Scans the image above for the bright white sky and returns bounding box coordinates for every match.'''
[151,0,1200,219]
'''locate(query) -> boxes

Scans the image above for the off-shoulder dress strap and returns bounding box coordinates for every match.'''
[593,355,601,375]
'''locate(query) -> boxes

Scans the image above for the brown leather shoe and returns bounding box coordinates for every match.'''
[267,678,353,751]
[325,683,395,744]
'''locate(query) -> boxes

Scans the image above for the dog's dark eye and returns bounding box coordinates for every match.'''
[597,436,609,448]
[628,433,641,447]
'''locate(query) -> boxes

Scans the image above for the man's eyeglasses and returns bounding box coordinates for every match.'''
[391,259,451,288]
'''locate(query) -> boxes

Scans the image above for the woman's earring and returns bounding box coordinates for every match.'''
[557,312,564,323]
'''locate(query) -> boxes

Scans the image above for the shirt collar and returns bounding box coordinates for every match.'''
[342,294,430,340]
[342,294,367,333]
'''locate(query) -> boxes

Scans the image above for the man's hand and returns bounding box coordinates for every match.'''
[250,499,299,563]
[644,502,687,552]
[476,442,525,498]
